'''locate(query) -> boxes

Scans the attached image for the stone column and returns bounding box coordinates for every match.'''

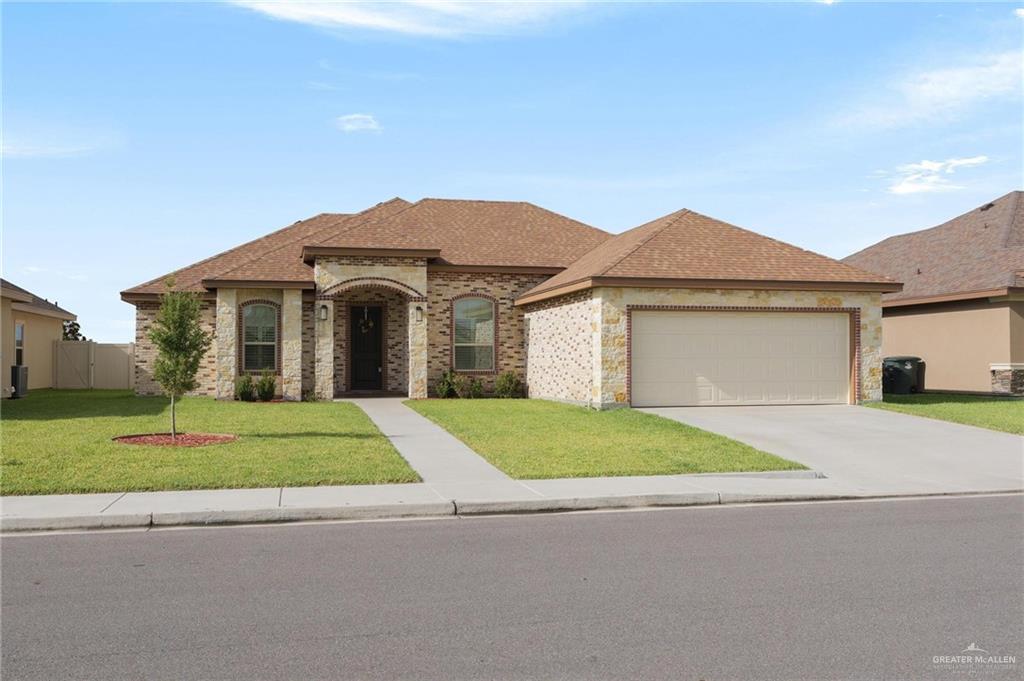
[215,288,238,399]
[314,299,335,400]
[407,300,428,399]
[280,289,302,401]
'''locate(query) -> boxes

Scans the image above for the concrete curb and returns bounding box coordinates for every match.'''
[3,490,1020,532]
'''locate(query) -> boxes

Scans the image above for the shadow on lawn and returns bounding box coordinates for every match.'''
[883,392,1022,406]
[244,432,381,440]
[2,389,168,421]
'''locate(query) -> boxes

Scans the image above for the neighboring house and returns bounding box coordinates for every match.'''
[1,279,77,397]
[121,198,898,407]
[844,191,1024,395]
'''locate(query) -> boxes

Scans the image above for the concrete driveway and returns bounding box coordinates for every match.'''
[641,405,1024,495]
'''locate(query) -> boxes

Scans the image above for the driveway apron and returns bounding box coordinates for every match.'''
[642,405,1024,495]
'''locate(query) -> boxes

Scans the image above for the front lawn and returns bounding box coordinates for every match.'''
[866,393,1024,435]
[1,390,419,495]
[405,399,803,479]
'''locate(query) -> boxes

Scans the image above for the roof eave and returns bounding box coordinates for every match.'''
[302,246,443,265]
[516,277,903,306]
[200,279,315,290]
[882,287,1023,308]
[10,302,76,321]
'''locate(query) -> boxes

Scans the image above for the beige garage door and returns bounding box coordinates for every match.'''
[630,311,850,407]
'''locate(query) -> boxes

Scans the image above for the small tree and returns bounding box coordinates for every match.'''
[148,282,212,439]
[62,320,87,341]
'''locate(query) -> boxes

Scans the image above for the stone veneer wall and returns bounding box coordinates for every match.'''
[332,288,409,394]
[594,287,883,407]
[522,290,596,405]
[315,255,427,297]
[134,299,217,396]
[991,367,1024,395]
[426,271,549,394]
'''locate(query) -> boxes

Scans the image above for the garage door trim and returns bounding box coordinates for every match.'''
[626,305,862,406]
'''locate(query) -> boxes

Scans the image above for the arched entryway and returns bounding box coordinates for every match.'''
[313,277,428,399]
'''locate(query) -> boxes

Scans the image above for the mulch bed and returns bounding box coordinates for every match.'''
[113,433,238,447]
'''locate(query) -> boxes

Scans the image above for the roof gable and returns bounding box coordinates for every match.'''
[121,199,409,296]
[311,199,611,268]
[843,190,1024,302]
[521,208,896,302]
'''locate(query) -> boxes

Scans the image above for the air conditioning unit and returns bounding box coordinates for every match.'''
[10,365,28,399]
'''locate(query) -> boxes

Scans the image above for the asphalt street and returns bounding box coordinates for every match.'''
[3,495,1022,680]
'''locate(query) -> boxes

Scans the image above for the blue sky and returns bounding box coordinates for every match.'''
[3,1,1022,342]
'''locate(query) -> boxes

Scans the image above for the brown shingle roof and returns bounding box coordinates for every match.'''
[519,208,898,303]
[310,199,611,268]
[843,190,1024,303]
[121,199,409,296]
[208,198,415,284]
[1,279,76,319]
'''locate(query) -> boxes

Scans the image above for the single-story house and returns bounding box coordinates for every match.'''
[844,190,1023,395]
[2,278,77,397]
[121,198,899,407]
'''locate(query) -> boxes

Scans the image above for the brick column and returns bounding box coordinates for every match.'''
[280,289,302,401]
[314,299,335,400]
[215,288,237,400]
[407,300,428,398]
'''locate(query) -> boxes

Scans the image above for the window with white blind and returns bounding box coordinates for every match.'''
[452,297,495,371]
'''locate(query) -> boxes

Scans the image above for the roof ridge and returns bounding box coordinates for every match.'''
[597,209,691,277]
[686,209,892,282]
[126,212,349,291]
[1001,189,1022,248]
[215,198,414,280]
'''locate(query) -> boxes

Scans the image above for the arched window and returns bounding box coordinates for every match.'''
[452,297,495,371]
[241,302,278,372]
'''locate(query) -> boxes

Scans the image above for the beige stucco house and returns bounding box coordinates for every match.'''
[2,279,77,397]
[122,198,898,408]
[844,191,1023,395]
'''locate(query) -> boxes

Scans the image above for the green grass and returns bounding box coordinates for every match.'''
[1,390,419,495]
[866,393,1024,435]
[405,399,804,479]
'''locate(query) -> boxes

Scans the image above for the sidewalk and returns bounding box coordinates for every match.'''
[4,399,1021,532]
[4,469,1019,532]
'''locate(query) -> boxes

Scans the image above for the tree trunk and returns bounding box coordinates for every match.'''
[170,393,177,440]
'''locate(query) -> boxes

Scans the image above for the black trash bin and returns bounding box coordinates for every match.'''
[882,356,924,394]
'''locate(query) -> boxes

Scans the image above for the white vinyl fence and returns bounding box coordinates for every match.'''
[54,341,135,390]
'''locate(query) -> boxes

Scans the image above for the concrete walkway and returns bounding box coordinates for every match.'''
[345,398,510,484]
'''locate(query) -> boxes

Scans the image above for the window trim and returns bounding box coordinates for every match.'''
[450,294,498,374]
[14,322,25,366]
[237,300,281,375]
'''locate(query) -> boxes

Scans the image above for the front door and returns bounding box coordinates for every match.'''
[350,305,384,390]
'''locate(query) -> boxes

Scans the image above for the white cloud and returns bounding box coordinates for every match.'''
[231,1,588,38]
[1015,8,1024,18]
[837,50,1022,129]
[883,155,989,195]
[335,113,381,133]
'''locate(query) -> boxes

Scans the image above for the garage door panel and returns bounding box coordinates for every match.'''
[631,311,850,407]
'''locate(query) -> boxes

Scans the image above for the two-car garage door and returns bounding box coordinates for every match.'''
[630,311,851,407]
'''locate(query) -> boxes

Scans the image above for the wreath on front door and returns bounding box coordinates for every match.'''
[358,308,375,334]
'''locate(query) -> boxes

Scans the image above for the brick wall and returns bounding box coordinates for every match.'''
[332,289,409,394]
[301,301,315,396]
[426,271,549,394]
[134,299,217,396]
[522,290,595,405]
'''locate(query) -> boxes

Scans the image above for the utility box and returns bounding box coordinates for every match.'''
[10,365,28,399]
[882,356,924,394]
